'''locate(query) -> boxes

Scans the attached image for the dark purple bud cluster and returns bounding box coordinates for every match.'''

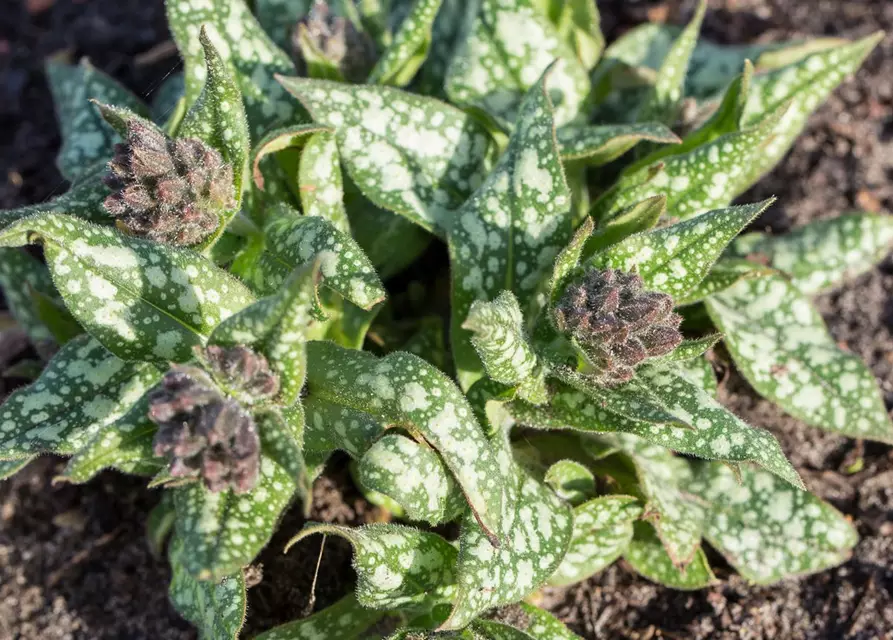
[554,268,683,385]
[200,344,280,404]
[103,120,234,246]
[292,0,377,83]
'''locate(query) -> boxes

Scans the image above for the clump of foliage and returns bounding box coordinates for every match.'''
[0,0,890,638]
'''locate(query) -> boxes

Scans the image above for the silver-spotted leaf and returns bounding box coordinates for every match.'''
[298,132,351,233]
[369,0,443,86]
[543,459,595,506]
[286,522,458,609]
[624,523,716,590]
[254,593,384,640]
[278,77,494,236]
[303,394,386,464]
[557,122,680,164]
[0,248,59,353]
[705,274,893,442]
[1,164,111,225]
[674,258,773,306]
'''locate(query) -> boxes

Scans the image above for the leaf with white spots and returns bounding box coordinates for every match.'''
[557,123,680,164]
[368,0,443,87]
[606,434,706,566]
[210,262,320,406]
[444,0,591,128]
[59,393,162,484]
[690,462,858,584]
[543,0,604,71]
[286,522,458,609]
[674,258,773,306]
[624,523,716,590]
[416,0,475,96]
[705,274,893,443]
[168,534,247,640]
[46,59,149,182]
[255,0,312,50]
[591,105,787,223]
[357,433,465,525]
[548,217,593,310]
[0,248,60,353]
[259,408,312,508]
[174,449,299,580]
[734,33,882,194]
[548,495,641,587]
[2,163,111,225]
[251,123,332,193]
[346,195,432,280]
[543,460,595,506]
[246,204,385,315]
[463,291,548,405]
[651,335,722,366]
[253,593,384,640]
[0,335,160,460]
[278,77,494,237]
[635,0,705,125]
[489,602,584,640]
[177,29,250,212]
[676,356,718,397]
[449,72,572,389]
[0,458,33,480]
[730,214,893,295]
[442,450,573,630]
[298,132,350,233]
[588,200,773,299]
[147,492,176,557]
[166,0,299,138]
[0,213,255,363]
[306,340,514,544]
[303,395,385,468]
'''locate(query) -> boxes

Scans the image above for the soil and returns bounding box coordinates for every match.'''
[1,0,892,639]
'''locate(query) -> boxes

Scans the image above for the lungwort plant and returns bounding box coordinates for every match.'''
[1,0,891,637]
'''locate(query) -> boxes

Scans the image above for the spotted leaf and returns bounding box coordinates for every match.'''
[624,523,716,590]
[1,163,111,225]
[244,204,385,315]
[177,28,250,211]
[357,433,465,525]
[705,274,893,442]
[346,195,432,280]
[674,258,773,306]
[254,593,384,640]
[691,462,857,584]
[449,72,572,389]
[588,200,772,299]
[548,495,641,587]
[0,335,159,460]
[174,452,299,580]
[251,123,332,192]
[278,77,494,237]
[368,0,443,86]
[463,291,548,404]
[730,214,893,295]
[0,213,255,363]
[303,394,385,465]
[0,248,59,353]
[543,459,595,506]
[286,522,458,609]
[444,0,591,128]
[168,534,247,640]
[306,341,513,544]
[298,132,350,233]
[46,59,149,182]
[166,0,299,138]
[557,122,680,164]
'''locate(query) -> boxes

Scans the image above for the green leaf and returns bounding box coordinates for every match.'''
[369,0,443,86]
[690,462,858,585]
[306,341,513,544]
[210,262,320,405]
[259,408,312,507]
[246,204,386,313]
[357,433,465,525]
[548,217,593,308]
[730,214,893,295]
[442,451,573,630]
[251,123,332,193]
[0,213,255,363]
[298,132,351,233]
[417,0,476,96]
[588,200,773,298]
[0,457,33,480]
[30,288,84,347]
[147,492,177,557]
[636,0,706,125]
[0,335,159,459]
[735,33,883,193]
[544,0,604,71]
[677,356,718,397]
[0,248,58,351]
[177,28,250,212]
[463,291,548,404]
[543,459,595,506]
[651,334,722,365]
[705,274,893,442]
[46,59,148,182]
[303,394,385,462]
[59,393,161,484]
[624,523,716,590]
[168,534,247,640]
[674,258,773,306]
[444,0,591,128]
[174,452,299,580]
[253,593,384,640]
[557,123,680,164]
[255,0,312,50]
[449,72,572,389]
[493,602,584,640]
[277,77,494,237]
[286,522,458,609]
[166,0,299,138]
[1,163,111,225]
[548,495,641,587]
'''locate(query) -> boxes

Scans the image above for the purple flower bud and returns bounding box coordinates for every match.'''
[198,344,281,404]
[291,1,378,83]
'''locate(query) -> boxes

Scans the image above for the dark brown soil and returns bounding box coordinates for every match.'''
[1,1,892,639]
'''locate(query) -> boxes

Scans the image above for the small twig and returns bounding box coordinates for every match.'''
[134,41,179,67]
[303,534,327,616]
[47,527,122,587]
